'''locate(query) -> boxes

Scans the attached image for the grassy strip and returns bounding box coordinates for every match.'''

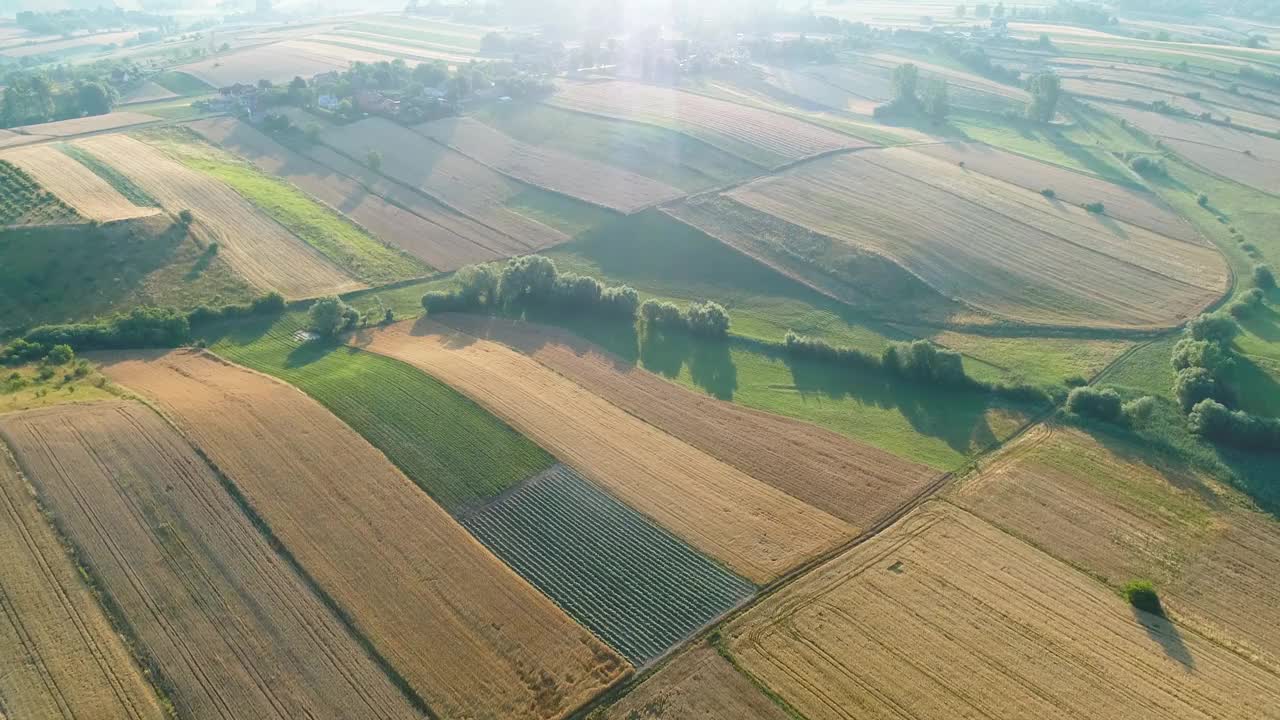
[57,143,159,207]
[140,127,432,284]
[207,313,554,511]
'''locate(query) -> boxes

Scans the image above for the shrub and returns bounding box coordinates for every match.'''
[497,255,558,305]
[1188,398,1280,450]
[1084,201,1105,214]
[0,338,47,365]
[685,301,730,338]
[1065,386,1122,422]
[883,340,967,385]
[1040,188,1056,198]
[1197,192,1210,207]
[177,208,194,225]
[551,273,603,308]
[25,307,190,351]
[1122,580,1164,616]
[455,262,499,305]
[1128,155,1167,176]
[1170,337,1232,375]
[784,332,879,369]
[1185,312,1239,345]
[307,296,359,337]
[1254,263,1276,290]
[252,291,286,314]
[1226,288,1265,319]
[1174,366,1218,411]
[639,299,685,329]
[44,344,74,365]
[1122,395,1158,425]
[421,290,473,314]
[600,285,639,317]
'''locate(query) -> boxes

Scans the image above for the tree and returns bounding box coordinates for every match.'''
[1185,312,1239,345]
[177,209,194,226]
[1171,338,1231,375]
[1026,71,1061,123]
[1254,263,1276,290]
[1123,580,1164,617]
[76,81,114,116]
[44,344,74,365]
[922,77,949,120]
[1174,366,1217,411]
[307,296,359,337]
[1065,386,1122,422]
[497,255,557,305]
[685,301,730,338]
[366,150,382,171]
[892,63,919,105]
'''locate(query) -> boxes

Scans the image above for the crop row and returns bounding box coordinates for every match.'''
[0,160,78,225]
[463,464,755,664]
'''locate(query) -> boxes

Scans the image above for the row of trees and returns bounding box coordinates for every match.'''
[874,63,949,121]
[639,300,730,339]
[1,73,116,128]
[422,255,640,319]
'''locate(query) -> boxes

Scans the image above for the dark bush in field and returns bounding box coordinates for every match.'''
[1084,201,1105,214]
[1255,263,1276,290]
[1171,337,1233,375]
[1122,580,1164,616]
[188,291,287,325]
[600,285,640,317]
[1226,288,1265,319]
[1127,155,1167,177]
[497,255,558,305]
[784,332,879,369]
[1174,366,1218,411]
[883,340,967,385]
[44,344,74,365]
[421,290,473,314]
[1189,399,1280,450]
[1065,386,1123,422]
[0,338,47,365]
[308,296,360,337]
[551,273,603,307]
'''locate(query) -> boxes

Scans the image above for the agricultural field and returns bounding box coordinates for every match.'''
[75,133,363,298]
[952,425,1280,670]
[11,111,159,137]
[728,148,1227,328]
[3,144,159,222]
[1063,78,1280,134]
[0,447,166,720]
[356,319,856,583]
[301,33,474,64]
[912,142,1204,243]
[318,116,571,249]
[0,401,424,720]
[416,116,683,212]
[99,349,629,720]
[463,464,755,665]
[118,80,179,105]
[0,127,46,149]
[721,503,1280,719]
[176,42,394,87]
[548,80,867,168]
[440,314,941,529]
[472,103,760,192]
[0,159,81,226]
[0,30,140,58]
[57,143,160,208]
[140,126,429,285]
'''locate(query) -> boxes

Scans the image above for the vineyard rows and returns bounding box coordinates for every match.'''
[463,465,755,664]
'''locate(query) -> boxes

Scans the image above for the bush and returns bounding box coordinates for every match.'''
[1122,580,1164,616]
[1197,192,1210,207]
[1174,366,1218,411]
[1185,312,1239,345]
[1254,264,1276,290]
[784,332,879,369]
[426,257,638,320]
[25,307,191,351]
[1084,201,1105,214]
[1040,188,1056,198]
[883,340,966,385]
[188,291,288,326]
[44,344,74,365]
[1065,386,1122,422]
[0,338,47,365]
[1188,398,1280,450]
[421,290,473,314]
[177,208,194,226]
[600,285,639,317]
[685,301,730,338]
[1227,288,1265,319]
[1170,337,1232,375]
[455,262,499,305]
[307,296,359,337]
[639,299,685,329]
[497,255,558,305]
[1128,155,1167,176]
[1122,395,1158,425]
[551,273,603,308]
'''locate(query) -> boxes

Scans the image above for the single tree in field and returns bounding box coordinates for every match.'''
[923,77,949,121]
[308,296,359,337]
[1026,72,1061,123]
[892,63,920,106]
[76,81,115,116]
[366,150,382,171]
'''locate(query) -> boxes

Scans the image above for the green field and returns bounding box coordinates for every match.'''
[151,70,214,96]
[0,160,80,226]
[208,314,554,511]
[0,215,254,334]
[462,465,755,664]
[140,127,432,283]
[473,103,761,192]
[504,186,618,237]
[57,144,158,207]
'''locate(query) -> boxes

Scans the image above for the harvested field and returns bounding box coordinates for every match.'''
[119,80,179,105]
[953,424,1280,671]
[3,144,158,222]
[804,64,894,103]
[320,116,567,249]
[76,133,362,298]
[729,148,1227,328]
[913,142,1203,243]
[594,643,790,720]
[441,314,940,529]
[751,64,882,114]
[306,33,474,63]
[0,445,165,720]
[0,128,46,149]
[416,117,683,212]
[1062,78,1280,133]
[0,159,81,225]
[13,111,158,137]
[0,401,423,720]
[177,42,380,87]
[0,30,139,57]
[99,350,628,720]
[548,80,866,168]
[724,503,1280,720]
[870,52,1032,102]
[188,116,474,270]
[464,464,755,664]
[1058,65,1280,116]
[356,319,856,583]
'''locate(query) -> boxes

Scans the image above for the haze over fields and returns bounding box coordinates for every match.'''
[2,0,1280,718]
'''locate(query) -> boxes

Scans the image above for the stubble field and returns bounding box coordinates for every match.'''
[99,349,628,720]
[3,144,159,222]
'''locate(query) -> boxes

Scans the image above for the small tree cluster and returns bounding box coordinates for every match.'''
[1127,155,1167,177]
[1226,288,1265,319]
[1189,398,1280,450]
[639,299,731,339]
[308,296,360,337]
[1026,71,1062,123]
[1254,263,1276,290]
[1065,386,1122,422]
[24,307,191,352]
[422,255,639,319]
[883,340,967,385]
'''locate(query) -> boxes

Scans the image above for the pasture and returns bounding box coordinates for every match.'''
[75,133,363,298]
[729,148,1227,328]
[723,503,1280,719]
[463,464,755,665]
[0,401,424,720]
[548,80,867,168]
[100,349,628,719]
[0,447,166,720]
[3,144,158,222]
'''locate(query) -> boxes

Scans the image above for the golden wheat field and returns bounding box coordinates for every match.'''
[3,144,159,222]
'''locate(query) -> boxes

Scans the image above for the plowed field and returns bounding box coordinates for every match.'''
[730,148,1227,328]
[3,144,158,222]
[724,503,1280,719]
[914,142,1203,243]
[75,133,362,298]
[595,643,790,720]
[440,314,940,529]
[0,401,423,720]
[0,444,165,720]
[548,80,866,168]
[320,117,567,250]
[416,117,683,212]
[356,320,855,583]
[99,350,628,720]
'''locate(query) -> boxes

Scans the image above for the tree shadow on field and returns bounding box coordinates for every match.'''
[639,329,737,401]
[1238,303,1280,344]
[1132,606,1196,670]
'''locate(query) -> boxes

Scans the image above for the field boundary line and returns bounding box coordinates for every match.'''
[115,375,440,720]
